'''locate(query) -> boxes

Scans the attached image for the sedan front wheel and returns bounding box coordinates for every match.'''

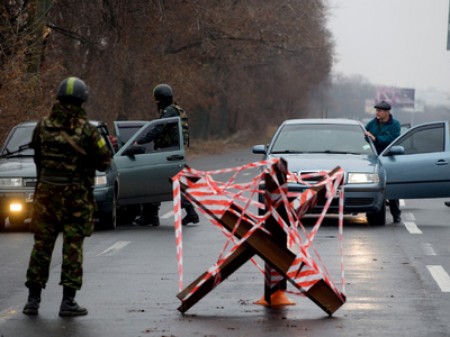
[366,202,386,226]
[96,193,117,230]
[8,215,26,227]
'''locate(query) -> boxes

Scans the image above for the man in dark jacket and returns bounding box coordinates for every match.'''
[365,100,402,223]
[23,77,112,316]
[134,83,199,227]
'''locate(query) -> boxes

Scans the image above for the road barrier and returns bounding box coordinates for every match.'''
[172,157,346,315]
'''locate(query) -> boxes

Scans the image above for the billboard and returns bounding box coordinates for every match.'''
[365,99,375,114]
[447,3,450,50]
[376,86,415,108]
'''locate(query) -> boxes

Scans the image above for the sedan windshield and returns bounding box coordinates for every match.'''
[270,123,375,155]
[1,125,35,156]
[1,123,112,157]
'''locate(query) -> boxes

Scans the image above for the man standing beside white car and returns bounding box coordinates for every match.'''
[365,100,402,223]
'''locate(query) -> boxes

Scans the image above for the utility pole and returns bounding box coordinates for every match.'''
[28,0,52,74]
[447,0,450,50]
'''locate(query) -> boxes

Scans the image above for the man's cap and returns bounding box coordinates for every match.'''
[374,100,391,111]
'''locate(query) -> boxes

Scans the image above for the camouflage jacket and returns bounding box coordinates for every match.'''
[32,102,112,186]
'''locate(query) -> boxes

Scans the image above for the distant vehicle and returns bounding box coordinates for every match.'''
[0,117,185,231]
[252,118,450,226]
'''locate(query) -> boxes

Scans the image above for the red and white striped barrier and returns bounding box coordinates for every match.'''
[173,157,346,311]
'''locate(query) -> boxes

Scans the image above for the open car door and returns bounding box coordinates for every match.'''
[114,117,185,205]
[114,120,147,150]
[381,121,450,199]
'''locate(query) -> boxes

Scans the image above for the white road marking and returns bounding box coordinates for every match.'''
[402,212,415,221]
[97,241,130,256]
[400,199,405,207]
[403,221,422,234]
[161,211,174,219]
[427,265,450,292]
[422,243,437,256]
[0,308,17,322]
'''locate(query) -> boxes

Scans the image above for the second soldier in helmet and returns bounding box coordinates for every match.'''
[134,84,199,226]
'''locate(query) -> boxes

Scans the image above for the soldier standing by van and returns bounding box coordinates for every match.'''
[23,77,112,316]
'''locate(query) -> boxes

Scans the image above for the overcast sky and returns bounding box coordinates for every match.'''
[326,0,450,94]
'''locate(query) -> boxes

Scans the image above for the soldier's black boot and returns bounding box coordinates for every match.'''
[23,285,41,315]
[182,203,200,226]
[59,286,88,317]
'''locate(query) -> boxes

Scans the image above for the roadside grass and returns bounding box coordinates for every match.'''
[186,127,276,158]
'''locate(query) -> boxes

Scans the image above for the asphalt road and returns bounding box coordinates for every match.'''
[1,148,450,337]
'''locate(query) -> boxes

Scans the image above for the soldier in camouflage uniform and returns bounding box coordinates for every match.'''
[134,83,199,227]
[23,77,112,317]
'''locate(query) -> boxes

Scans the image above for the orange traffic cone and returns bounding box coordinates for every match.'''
[254,290,296,307]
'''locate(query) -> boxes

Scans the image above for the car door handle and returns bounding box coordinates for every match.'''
[436,159,449,165]
[167,155,184,161]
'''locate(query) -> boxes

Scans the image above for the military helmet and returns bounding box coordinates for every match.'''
[56,76,89,105]
[153,84,173,102]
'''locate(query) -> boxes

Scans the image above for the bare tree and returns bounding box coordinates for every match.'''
[1,0,333,144]
[0,0,61,140]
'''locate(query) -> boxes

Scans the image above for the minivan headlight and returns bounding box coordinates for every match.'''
[347,173,379,184]
[0,178,23,187]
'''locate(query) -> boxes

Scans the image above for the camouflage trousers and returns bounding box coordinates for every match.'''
[25,182,95,290]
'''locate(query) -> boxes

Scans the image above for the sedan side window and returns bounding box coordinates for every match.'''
[394,124,444,155]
